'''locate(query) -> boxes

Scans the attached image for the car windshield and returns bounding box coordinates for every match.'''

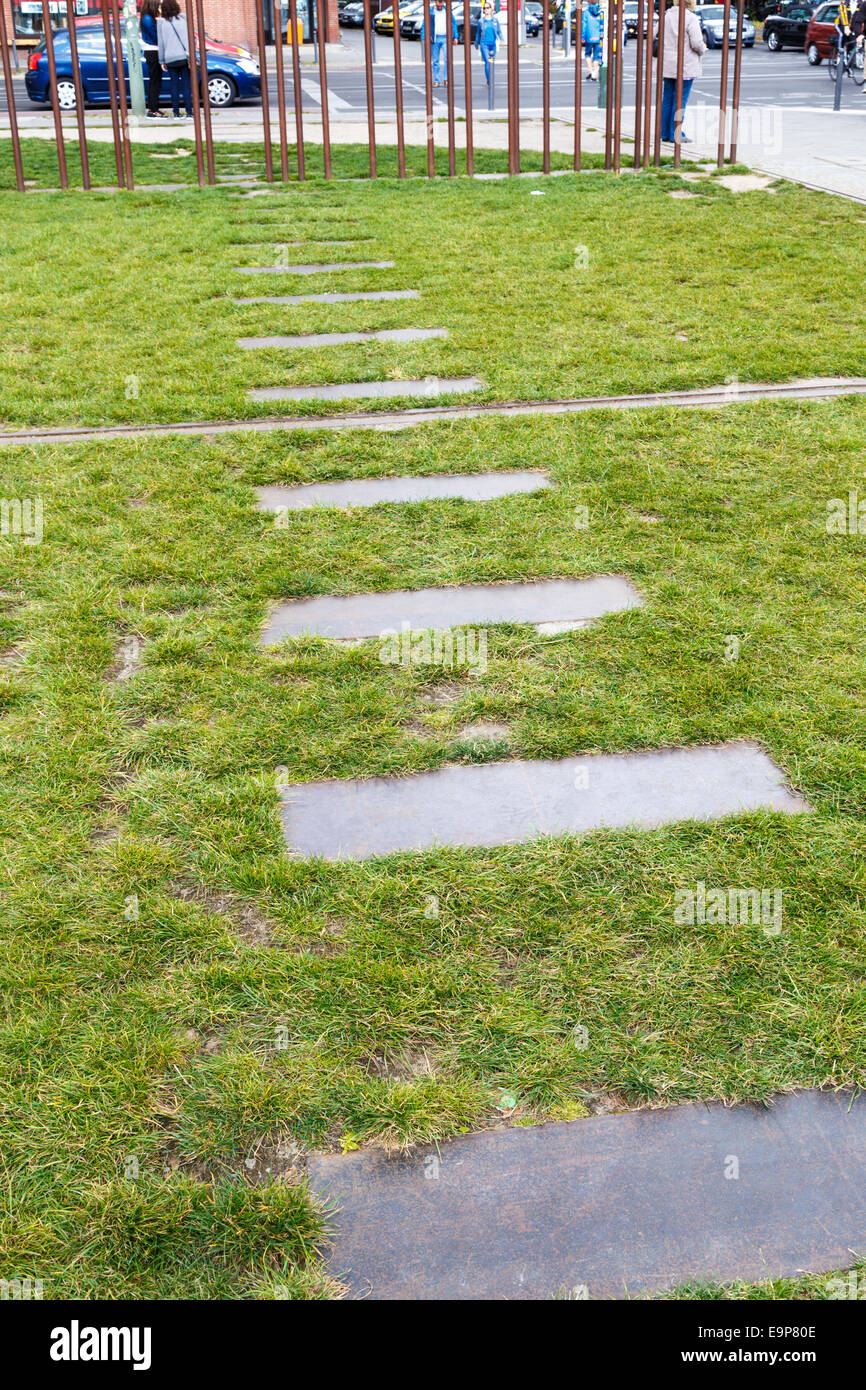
[699,5,741,13]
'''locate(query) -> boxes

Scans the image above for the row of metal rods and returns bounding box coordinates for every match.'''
[0,0,746,192]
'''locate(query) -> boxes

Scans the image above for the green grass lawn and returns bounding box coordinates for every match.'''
[0,158,864,428]
[1,170,865,1299]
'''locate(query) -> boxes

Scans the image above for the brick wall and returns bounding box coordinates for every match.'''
[203,0,340,47]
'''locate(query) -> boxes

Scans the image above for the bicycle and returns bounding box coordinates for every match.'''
[829,36,866,86]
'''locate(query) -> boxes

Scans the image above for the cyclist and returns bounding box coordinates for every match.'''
[833,0,856,61]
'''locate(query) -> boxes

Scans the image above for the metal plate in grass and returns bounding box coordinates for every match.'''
[231,290,420,306]
[261,575,640,642]
[249,377,483,404]
[234,261,394,275]
[277,742,808,861]
[256,470,550,511]
[238,328,447,349]
[307,1089,862,1299]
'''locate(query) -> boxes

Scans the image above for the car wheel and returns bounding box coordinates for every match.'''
[55,78,78,109]
[766,29,780,48]
[207,74,237,108]
[807,41,821,64]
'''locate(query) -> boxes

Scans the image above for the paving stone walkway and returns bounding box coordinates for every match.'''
[308,1089,866,1300]
[256,470,550,510]
[239,328,448,349]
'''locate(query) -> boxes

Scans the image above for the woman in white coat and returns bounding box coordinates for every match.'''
[660,0,706,143]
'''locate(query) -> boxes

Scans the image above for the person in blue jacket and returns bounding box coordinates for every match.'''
[140,0,163,117]
[421,0,459,87]
[474,1,503,84]
[582,2,603,82]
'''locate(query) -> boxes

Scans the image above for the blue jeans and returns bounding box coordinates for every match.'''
[167,61,192,116]
[478,41,495,81]
[661,76,693,142]
[431,37,447,82]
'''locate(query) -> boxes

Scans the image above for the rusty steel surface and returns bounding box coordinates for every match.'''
[0,0,24,190]
[185,0,206,185]
[674,0,686,166]
[42,0,68,189]
[445,0,457,176]
[362,0,376,178]
[98,0,124,186]
[642,0,653,166]
[729,0,745,164]
[463,0,474,174]
[288,0,306,178]
[423,15,435,178]
[254,0,274,181]
[309,1090,866,1300]
[507,1,519,175]
[717,0,732,166]
[613,0,624,171]
[315,0,332,179]
[392,0,406,177]
[604,0,614,169]
[108,0,133,188]
[653,0,664,164]
[573,1,582,170]
[272,0,290,181]
[65,0,90,189]
[542,0,550,174]
[194,0,216,183]
[633,0,644,168]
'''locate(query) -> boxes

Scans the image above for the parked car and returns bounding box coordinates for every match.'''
[525,11,542,35]
[340,0,367,22]
[405,2,479,42]
[623,2,640,37]
[455,2,483,42]
[805,0,842,60]
[401,3,430,38]
[25,22,260,109]
[374,1,418,32]
[762,1,816,48]
[694,4,756,44]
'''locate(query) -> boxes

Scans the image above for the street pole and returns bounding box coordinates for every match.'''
[833,41,844,110]
[564,0,570,54]
[122,0,145,118]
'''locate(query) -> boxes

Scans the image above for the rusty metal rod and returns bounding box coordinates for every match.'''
[604,0,614,168]
[633,0,644,167]
[542,0,550,173]
[272,0,290,179]
[108,0,133,188]
[463,0,474,174]
[42,0,68,189]
[445,0,456,175]
[653,0,665,164]
[613,0,623,170]
[99,0,124,186]
[423,3,435,176]
[717,0,731,166]
[673,0,685,165]
[391,0,406,177]
[194,0,215,184]
[642,0,653,166]
[507,0,519,174]
[575,0,583,172]
[182,0,205,185]
[728,0,744,163]
[65,0,90,188]
[0,0,25,190]
[316,0,332,178]
[255,0,274,181]
[287,0,306,179]
[362,0,376,177]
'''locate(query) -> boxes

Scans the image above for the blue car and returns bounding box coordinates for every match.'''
[25,23,261,109]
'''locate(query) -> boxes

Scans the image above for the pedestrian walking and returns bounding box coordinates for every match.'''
[422,0,459,88]
[141,0,163,118]
[660,0,706,143]
[474,1,503,84]
[158,0,194,119]
[582,2,603,81]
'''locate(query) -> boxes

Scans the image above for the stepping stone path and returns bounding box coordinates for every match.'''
[232,290,420,306]
[308,1089,866,1299]
[260,576,642,643]
[235,261,395,276]
[256,471,550,511]
[239,328,448,349]
[278,743,807,861]
[248,377,484,404]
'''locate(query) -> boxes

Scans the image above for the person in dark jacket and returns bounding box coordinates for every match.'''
[140,0,162,118]
[158,0,193,119]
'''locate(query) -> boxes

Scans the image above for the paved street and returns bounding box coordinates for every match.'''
[2,30,863,115]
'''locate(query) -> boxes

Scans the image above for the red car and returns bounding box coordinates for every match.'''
[805,0,842,61]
